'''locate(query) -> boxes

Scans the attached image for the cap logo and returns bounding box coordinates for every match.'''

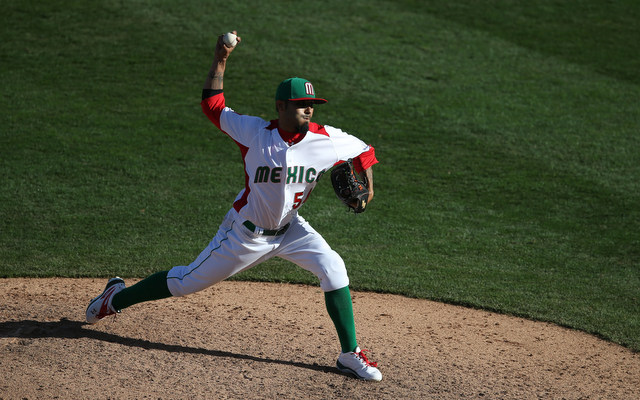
[304,82,315,96]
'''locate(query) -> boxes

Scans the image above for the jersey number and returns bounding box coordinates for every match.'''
[293,191,312,209]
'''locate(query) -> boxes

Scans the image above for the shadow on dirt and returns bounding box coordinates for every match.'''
[0,318,337,375]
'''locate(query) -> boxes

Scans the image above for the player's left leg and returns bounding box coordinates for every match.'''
[276,216,381,381]
[324,286,357,353]
[276,215,356,351]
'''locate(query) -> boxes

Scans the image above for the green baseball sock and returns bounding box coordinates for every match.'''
[111,270,172,311]
[324,286,358,353]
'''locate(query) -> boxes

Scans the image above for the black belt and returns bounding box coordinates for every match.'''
[243,221,290,236]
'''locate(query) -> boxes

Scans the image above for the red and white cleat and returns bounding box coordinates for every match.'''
[336,347,382,381]
[85,277,125,324]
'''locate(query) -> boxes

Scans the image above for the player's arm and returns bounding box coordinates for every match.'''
[204,31,240,91]
[201,32,243,132]
[353,147,377,204]
[363,166,374,204]
[200,32,269,146]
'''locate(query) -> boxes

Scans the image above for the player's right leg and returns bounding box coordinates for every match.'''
[85,210,274,323]
[165,211,275,297]
[86,270,180,324]
[85,271,176,324]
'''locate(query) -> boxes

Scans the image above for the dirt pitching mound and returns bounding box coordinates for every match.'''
[1,278,638,399]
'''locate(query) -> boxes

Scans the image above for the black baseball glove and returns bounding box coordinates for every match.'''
[330,159,369,213]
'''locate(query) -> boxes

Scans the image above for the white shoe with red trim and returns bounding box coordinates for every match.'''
[336,347,382,381]
[85,277,125,324]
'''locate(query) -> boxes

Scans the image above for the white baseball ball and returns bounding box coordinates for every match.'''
[223,32,237,47]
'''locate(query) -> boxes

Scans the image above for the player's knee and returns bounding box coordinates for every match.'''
[166,265,215,297]
[317,252,349,292]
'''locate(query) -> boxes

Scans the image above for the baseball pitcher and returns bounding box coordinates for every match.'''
[85,31,381,381]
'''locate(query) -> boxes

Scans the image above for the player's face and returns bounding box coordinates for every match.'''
[280,100,315,133]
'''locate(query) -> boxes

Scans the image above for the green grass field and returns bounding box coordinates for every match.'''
[1,0,638,351]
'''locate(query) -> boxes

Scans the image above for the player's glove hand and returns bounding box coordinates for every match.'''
[330,159,369,213]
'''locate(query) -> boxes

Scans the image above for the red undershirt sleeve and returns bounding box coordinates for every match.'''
[353,146,378,173]
[200,91,226,131]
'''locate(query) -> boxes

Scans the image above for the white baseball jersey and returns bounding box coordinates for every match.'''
[166,92,378,296]
[202,92,377,230]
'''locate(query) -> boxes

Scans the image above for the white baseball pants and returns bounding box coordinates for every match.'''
[167,209,349,296]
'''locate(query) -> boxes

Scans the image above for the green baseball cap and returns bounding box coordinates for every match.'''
[275,77,327,103]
